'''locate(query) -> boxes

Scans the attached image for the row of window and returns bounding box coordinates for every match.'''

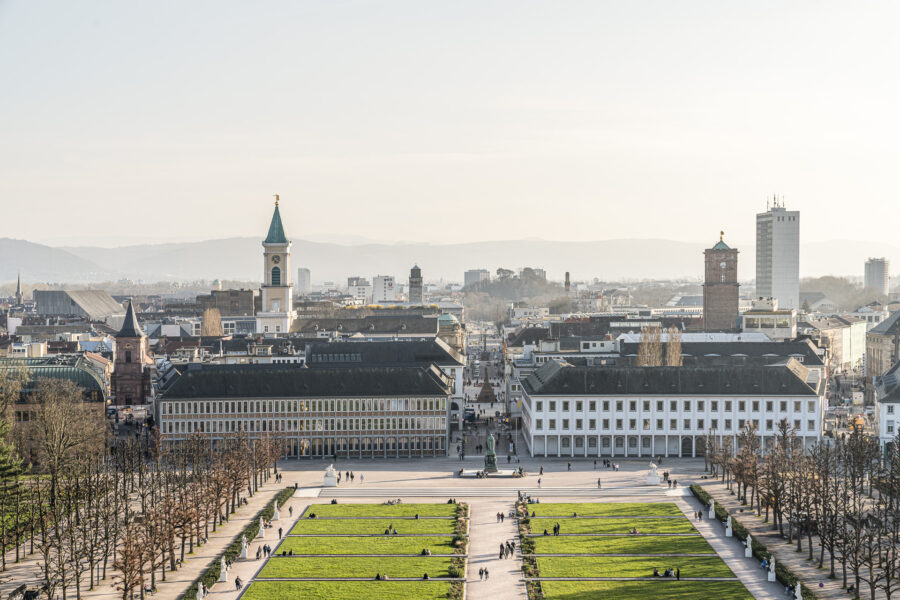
[533,398,817,415]
[161,397,447,415]
[533,417,818,433]
[162,416,447,435]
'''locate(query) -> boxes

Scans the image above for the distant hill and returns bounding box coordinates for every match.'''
[1,236,896,284]
[0,238,111,283]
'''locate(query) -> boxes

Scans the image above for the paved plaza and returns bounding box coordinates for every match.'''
[0,455,786,599]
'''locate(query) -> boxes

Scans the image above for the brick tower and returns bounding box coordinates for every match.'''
[111,299,154,405]
[703,232,740,332]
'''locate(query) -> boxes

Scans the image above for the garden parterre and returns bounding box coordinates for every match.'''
[518,502,750,600]
[244,502,465,600]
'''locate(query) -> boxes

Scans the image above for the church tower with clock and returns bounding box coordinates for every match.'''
[703,232,740,332]
[256,196,295,335]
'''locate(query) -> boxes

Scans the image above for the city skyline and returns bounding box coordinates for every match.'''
[2,1,900,246]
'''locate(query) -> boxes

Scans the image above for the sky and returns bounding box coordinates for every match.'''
[1,1,899,247]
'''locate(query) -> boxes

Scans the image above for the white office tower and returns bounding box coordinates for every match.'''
[865,258,890,296]
[297,268,312,295]
[373,275,396,302]
[756,200,800,311]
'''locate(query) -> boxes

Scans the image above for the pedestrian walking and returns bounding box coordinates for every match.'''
[360,473,364,483]
[479,567,484,580]
[278,527,283,538]
[567,462,572,471]
[597,478,602,489]
[540,465,544,475]
[484,568,489,579]
[676,568,680,581]
[500,513,504,523]
[537,478,542,488]
[593,460,597,470]
[289,506,293,517]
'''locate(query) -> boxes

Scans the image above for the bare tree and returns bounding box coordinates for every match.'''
[665,326,683,366]
[636,325,662,367]
[200,308,224,337]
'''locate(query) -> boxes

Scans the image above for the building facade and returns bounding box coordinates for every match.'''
[464,269,491,287]
[373,275,396,303]
[756,201,800,310]
[865,258,890,296]
[741,298,798,341]
[157,363,451,458]
[256,198,295,335]
[703,234,739,332]
[521,360,823,458]
[408,265,424,304]
[297,268,312,295]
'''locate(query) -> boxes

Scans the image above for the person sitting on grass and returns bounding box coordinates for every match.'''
[422,548,428,555]
[375,574,382,580]
[423,573,429,580]
[543,529,549,536]
[653,568,660,577]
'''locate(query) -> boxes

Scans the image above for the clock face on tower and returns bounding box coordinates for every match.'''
[720,262,726,269]
[272,255,281,264]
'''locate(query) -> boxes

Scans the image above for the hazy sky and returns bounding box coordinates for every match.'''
[1,1,899,247]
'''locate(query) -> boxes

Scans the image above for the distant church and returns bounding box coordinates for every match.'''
[256,196,295,335]
[703,232,740,332]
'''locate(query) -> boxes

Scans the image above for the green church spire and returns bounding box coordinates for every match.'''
[265,195,288,244]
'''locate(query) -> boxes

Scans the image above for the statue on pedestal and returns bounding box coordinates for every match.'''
[646,461,660,485]
[767,557,776,582]
[240,535,248,559]
[323,464,338,487]
[484,434,498,473]
[218,556,227,582]
[745,534,753,558]
[726,515,733,537]
[257,516,265,538]
[707,499,714,519]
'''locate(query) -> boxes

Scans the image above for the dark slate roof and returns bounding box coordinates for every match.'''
[161,364,449,399]
[619,339,824,367]
[306,338,464,367]
[117,300,144,338]
[870,311,900,336]
[264,204,287,244]
[507,327,550,347]
[0,355,107,400]
[523,359,818,397]
[711,240,732,251]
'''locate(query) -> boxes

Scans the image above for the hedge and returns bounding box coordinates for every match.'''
[690,485,816,599]
[180,486,296,600]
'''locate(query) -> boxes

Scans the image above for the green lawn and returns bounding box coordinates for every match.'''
[291,518,456,535]
[244,581,452,600]
[530,518,695,535]
[531,534,713,555]
[258,556,454,578]
[536,556,735,578]
[540,580,753,600]
[277,535,458,555]
[526,503,683,517]
[306,503,457,518]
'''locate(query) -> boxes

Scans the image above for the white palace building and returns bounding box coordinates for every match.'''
[521,359,824,458]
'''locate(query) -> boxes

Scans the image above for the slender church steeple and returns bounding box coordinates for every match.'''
[257,196,295,335]
[14,273,23,306]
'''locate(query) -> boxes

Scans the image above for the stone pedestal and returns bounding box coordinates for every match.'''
[323,464,338,487]
[707,500,715,520]
[646,473,660,485]
[767,570,776,583]
[273,505,280,521]
[745,545,753,558]
[257,516,265,539]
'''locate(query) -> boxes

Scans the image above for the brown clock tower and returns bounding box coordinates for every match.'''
[703,232,740,332]
[111,299,154,406]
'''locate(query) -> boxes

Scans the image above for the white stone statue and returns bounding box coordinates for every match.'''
[218,556,227,582]
[707,499,714,519]
[240,534,248,559]
[794,584,802,600]
[273,504,280,521]
[725,515,733,537]
[257,516,265,538]
[646,461,661,485]
[745,534,753,558]
[767,557,776,582]
[197,584,204,599]
[323,464,338,487]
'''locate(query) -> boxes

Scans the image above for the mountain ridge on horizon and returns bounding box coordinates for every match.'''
[0,236,896,285]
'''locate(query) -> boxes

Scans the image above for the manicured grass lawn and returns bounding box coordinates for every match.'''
[277,535,457,555]
[307,503,457,518]
[531,534,713,555]
[258,556,454,578]
[540,580,753,600]
[536,556,735,578]
[527,502,682,517]
[530,517,695,535]
[244,581,452,600]
[291,518,456,535]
